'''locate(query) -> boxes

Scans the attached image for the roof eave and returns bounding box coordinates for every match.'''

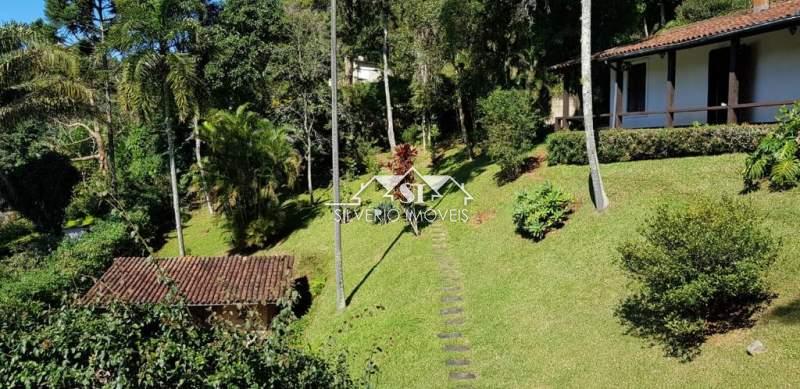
[598,16,800,62]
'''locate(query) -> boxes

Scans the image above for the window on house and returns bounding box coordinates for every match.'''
[627,63,646,112]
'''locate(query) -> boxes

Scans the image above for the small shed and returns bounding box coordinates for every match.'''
[83,255,294,326]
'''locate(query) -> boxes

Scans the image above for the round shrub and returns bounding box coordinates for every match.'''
[616,197,777,359]
[478,89,543,179]
[512,182,572,241]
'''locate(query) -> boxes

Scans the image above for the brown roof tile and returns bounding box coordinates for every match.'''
[83,256,294,306]
[596,0,800,60]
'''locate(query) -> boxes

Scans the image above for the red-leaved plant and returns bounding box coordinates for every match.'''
[386,144,420,235]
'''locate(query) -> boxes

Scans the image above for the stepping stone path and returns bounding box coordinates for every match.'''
[431,223,478,385]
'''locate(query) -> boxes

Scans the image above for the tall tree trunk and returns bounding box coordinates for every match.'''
[304,99,314,203]
[382,12,397,151]
[427,113,433,149]
[344,55,354,86]
[456,87,473,160]
[167,128,186,256]
[331,0,346,312]
[421,115,428,151]
[162,76,186,256]
[194,114,214,215]
[580,0,609,211]
[97,2,116,190]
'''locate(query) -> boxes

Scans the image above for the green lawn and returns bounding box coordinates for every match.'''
[161,149,800,387]
[156,209,229,257]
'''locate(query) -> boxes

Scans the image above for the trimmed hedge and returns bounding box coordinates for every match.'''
[547,125,774,165]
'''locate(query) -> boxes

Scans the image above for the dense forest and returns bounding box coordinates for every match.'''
[0,0,757,386]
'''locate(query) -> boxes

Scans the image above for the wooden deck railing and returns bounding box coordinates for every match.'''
[554,99,796,130]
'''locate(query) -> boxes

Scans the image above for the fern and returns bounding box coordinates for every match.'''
[743,102,800,190]
[770,158,800,188]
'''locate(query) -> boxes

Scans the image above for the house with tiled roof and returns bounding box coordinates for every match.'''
[552,0,800,129]
[83,256,295,326]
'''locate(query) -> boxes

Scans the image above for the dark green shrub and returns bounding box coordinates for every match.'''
[512,182,572,241]
[616,197,777,359]
[0,302,367,388]
[371,201,397,225]
[341,80,414,150]
[547,124,772,165]
[401,124,422,145]
[0,152,81,232]
[343,136,380,178]
[743,103,800,190]
[478,89,543,179]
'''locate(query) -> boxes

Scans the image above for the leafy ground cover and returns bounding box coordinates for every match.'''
[161,148,800,387]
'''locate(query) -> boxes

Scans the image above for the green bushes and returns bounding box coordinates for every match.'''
[674,0,750,25]
[616,197,777,359]
[0,302,366,388]
[478,89,543,178]
[512,182,572,241]
[0,219,134,306]
[547,125,771,165]
[743,103,800,190]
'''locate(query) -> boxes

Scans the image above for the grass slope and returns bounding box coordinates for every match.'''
[161,149,800,388]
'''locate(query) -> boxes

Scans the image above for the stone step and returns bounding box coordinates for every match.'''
[445,318,466,326]
[446,359,471,366]
[443,344,470,352]
[449,372,477,380]
[441,295,463,303]
[438,332,463,339]
[440,307,464,315]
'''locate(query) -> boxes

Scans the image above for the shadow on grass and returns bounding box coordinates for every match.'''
[768,298,800,324]
[236,198,323,255]
[493,156,542,186]
[616,294,771,361]
[345,226,410,306]
[432,148,492,188]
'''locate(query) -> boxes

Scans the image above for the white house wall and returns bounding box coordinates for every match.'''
[608,28,800,128]
[743,29,800,122]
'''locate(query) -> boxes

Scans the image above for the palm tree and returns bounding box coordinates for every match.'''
[0,23,94,127]
[113,0,205,256]
[0,23,94,207]
[200,105,300,249]
[580,0,609,211]
[331,0,346,312]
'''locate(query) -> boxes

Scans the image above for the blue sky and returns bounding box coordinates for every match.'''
[1,1,45,23]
